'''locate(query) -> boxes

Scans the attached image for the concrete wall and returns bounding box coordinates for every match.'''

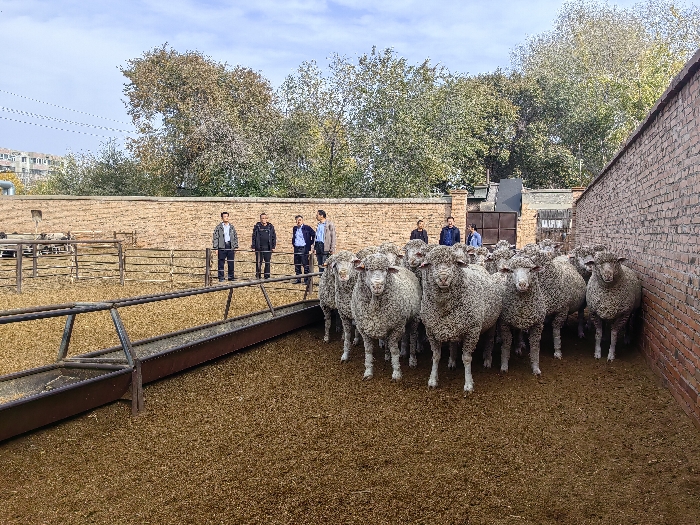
[0,194,464,254]
[516,189,579,248]
[575,49,700,426]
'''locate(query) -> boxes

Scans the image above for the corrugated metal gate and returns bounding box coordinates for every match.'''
[467,212,517,248]
[536,209,572,250]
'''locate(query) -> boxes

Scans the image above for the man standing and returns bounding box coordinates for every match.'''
[251,212,276,279]
[314,210,336,273]
[213,212,238,282]
[292,215,315,284]
[410,219,429,243]
[468,224,482,247]
[438,216,460,247]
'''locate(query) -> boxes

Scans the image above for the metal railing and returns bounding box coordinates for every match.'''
[0,241,321,293]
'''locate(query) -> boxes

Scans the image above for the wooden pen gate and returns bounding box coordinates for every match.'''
[536,209,572,250]
[467,212,517,248]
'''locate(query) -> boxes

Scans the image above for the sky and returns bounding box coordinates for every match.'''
[0,0,641,156]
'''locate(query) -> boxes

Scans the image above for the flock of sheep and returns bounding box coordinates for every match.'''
[318,238,642,394]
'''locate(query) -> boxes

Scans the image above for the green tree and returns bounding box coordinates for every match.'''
[121,45,280,196]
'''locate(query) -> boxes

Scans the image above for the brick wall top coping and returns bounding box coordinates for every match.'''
[579,47,700,200]
[522,189,573,194]
[0,195,452,205]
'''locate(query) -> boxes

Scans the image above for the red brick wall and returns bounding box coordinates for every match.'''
[575,50,700,426]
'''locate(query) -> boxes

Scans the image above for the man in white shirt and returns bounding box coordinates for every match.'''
[213,212,239,282]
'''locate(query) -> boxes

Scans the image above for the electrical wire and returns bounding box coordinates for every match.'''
[0,115,133,138]
[0,89,131,125]
[0,106,133,133]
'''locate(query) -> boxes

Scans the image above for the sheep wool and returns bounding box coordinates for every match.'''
[331,250,362,361]
[318,253,339,342]
[586,250,642,361]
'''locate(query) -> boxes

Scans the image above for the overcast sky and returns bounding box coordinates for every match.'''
[1,0,640,156]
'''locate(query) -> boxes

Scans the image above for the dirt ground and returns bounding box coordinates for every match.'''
[1,284,700,524]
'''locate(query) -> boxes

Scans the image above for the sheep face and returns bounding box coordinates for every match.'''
[334,259,355,282]
[420,246,467,290]
[355,253,399,295]
[587,251,626,284]
[500,256,542,292]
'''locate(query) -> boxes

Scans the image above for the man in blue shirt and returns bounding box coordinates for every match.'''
[468,224,482,247]
[292,215,315,284]
[439,216,460,246]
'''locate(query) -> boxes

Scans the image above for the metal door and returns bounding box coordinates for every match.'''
[467,212,517,248]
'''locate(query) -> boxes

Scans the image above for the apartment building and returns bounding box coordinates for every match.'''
[0,147,63,186]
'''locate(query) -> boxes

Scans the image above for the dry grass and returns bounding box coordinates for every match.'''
[0,279,309,375]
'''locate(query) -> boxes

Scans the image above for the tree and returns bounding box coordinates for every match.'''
[512,0,700,183]
[121,45,280,196]
[0,171,25,194]
[30,141,155,196]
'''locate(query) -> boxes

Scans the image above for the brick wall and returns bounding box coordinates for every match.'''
[0,195,463,253]
[575,49,700,426]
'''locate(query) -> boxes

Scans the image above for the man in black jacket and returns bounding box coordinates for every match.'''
[409,219,429,243]
[438,216,460,246]
[251,212,276,279]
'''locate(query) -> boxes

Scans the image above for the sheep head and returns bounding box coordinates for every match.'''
[499,255,543,293]
[586,251,626,284]
[355,253,400,295]
[420,245,468,290]
[330,250,356,282]
[404,239,428,269]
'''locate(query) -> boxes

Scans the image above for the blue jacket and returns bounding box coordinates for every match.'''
[439,226,460,246]
[292,224,315,253]
[468,231,482,247]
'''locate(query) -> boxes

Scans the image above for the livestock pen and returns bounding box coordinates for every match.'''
[0,277,698,524]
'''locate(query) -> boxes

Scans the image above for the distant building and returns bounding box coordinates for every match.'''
[0,147,63,187]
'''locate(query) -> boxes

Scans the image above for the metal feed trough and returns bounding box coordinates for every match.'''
[0,274,322,442]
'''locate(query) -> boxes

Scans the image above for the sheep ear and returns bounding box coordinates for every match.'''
[617,257,627,263]
[419,262,431,269]
[388,266,400,274]
[456,260,469,268]
[584,260,595,268]
[352,258,363,269]
[532,266,544,273]
[499,267,512,274]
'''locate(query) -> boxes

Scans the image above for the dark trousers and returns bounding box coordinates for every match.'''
[217,243,235,281]
[255,248,272,279]
[314,242,328,273]
[293,245,310,282]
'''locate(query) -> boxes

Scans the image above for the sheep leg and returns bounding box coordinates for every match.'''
[321,304,332,343]
[515,330,527,356]
[448,341,460,370]
[335,311,342,333]
[624,310,635,345]
[462,334,480,394]
[608,314,630,362]
[592,313,603,359]
[389,332,403,381]
[482,324,497,369]
[353,327,362,346]
[577,305,586,339]
[400,331,408,358]
[427,336,442,388]
[528,323,544,375]
[409,319,419,368]
[552,312,567,359]
[362,332,375,380]
[500,324,513,373]
[340,315,354,362]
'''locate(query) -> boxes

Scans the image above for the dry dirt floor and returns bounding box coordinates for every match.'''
[1,282,700,524]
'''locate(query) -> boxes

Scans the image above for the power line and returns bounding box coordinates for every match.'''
[0,106,133,133]
[0,89,131,125]
[0,115,134,138]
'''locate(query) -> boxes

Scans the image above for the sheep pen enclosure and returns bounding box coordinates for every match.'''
[1,282,699,524]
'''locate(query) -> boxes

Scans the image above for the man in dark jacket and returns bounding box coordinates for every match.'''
[438,216,460,247]
[292,215,315,284]
[409,219,429,243]
[251,212,276,279]
[213,211,239,282]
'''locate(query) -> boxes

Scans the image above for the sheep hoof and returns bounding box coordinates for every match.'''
[532,367,541,376]
[352,338,360,346]
[409,356,418,368]
[428,379,438,389]
[340,353,350,363]
[463,383,474,394]
[400,349,407,358]
[500,365,509,373]
[483,358,492,369]
[578,329,586,339]
[323,335,330,343]
[447,359,457,370]
[362,371,373,380]
[594,351,602,359]
[391,371,402,381]
[607,354,615,362]
[553,351,562,360]
[384,352,391,361]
